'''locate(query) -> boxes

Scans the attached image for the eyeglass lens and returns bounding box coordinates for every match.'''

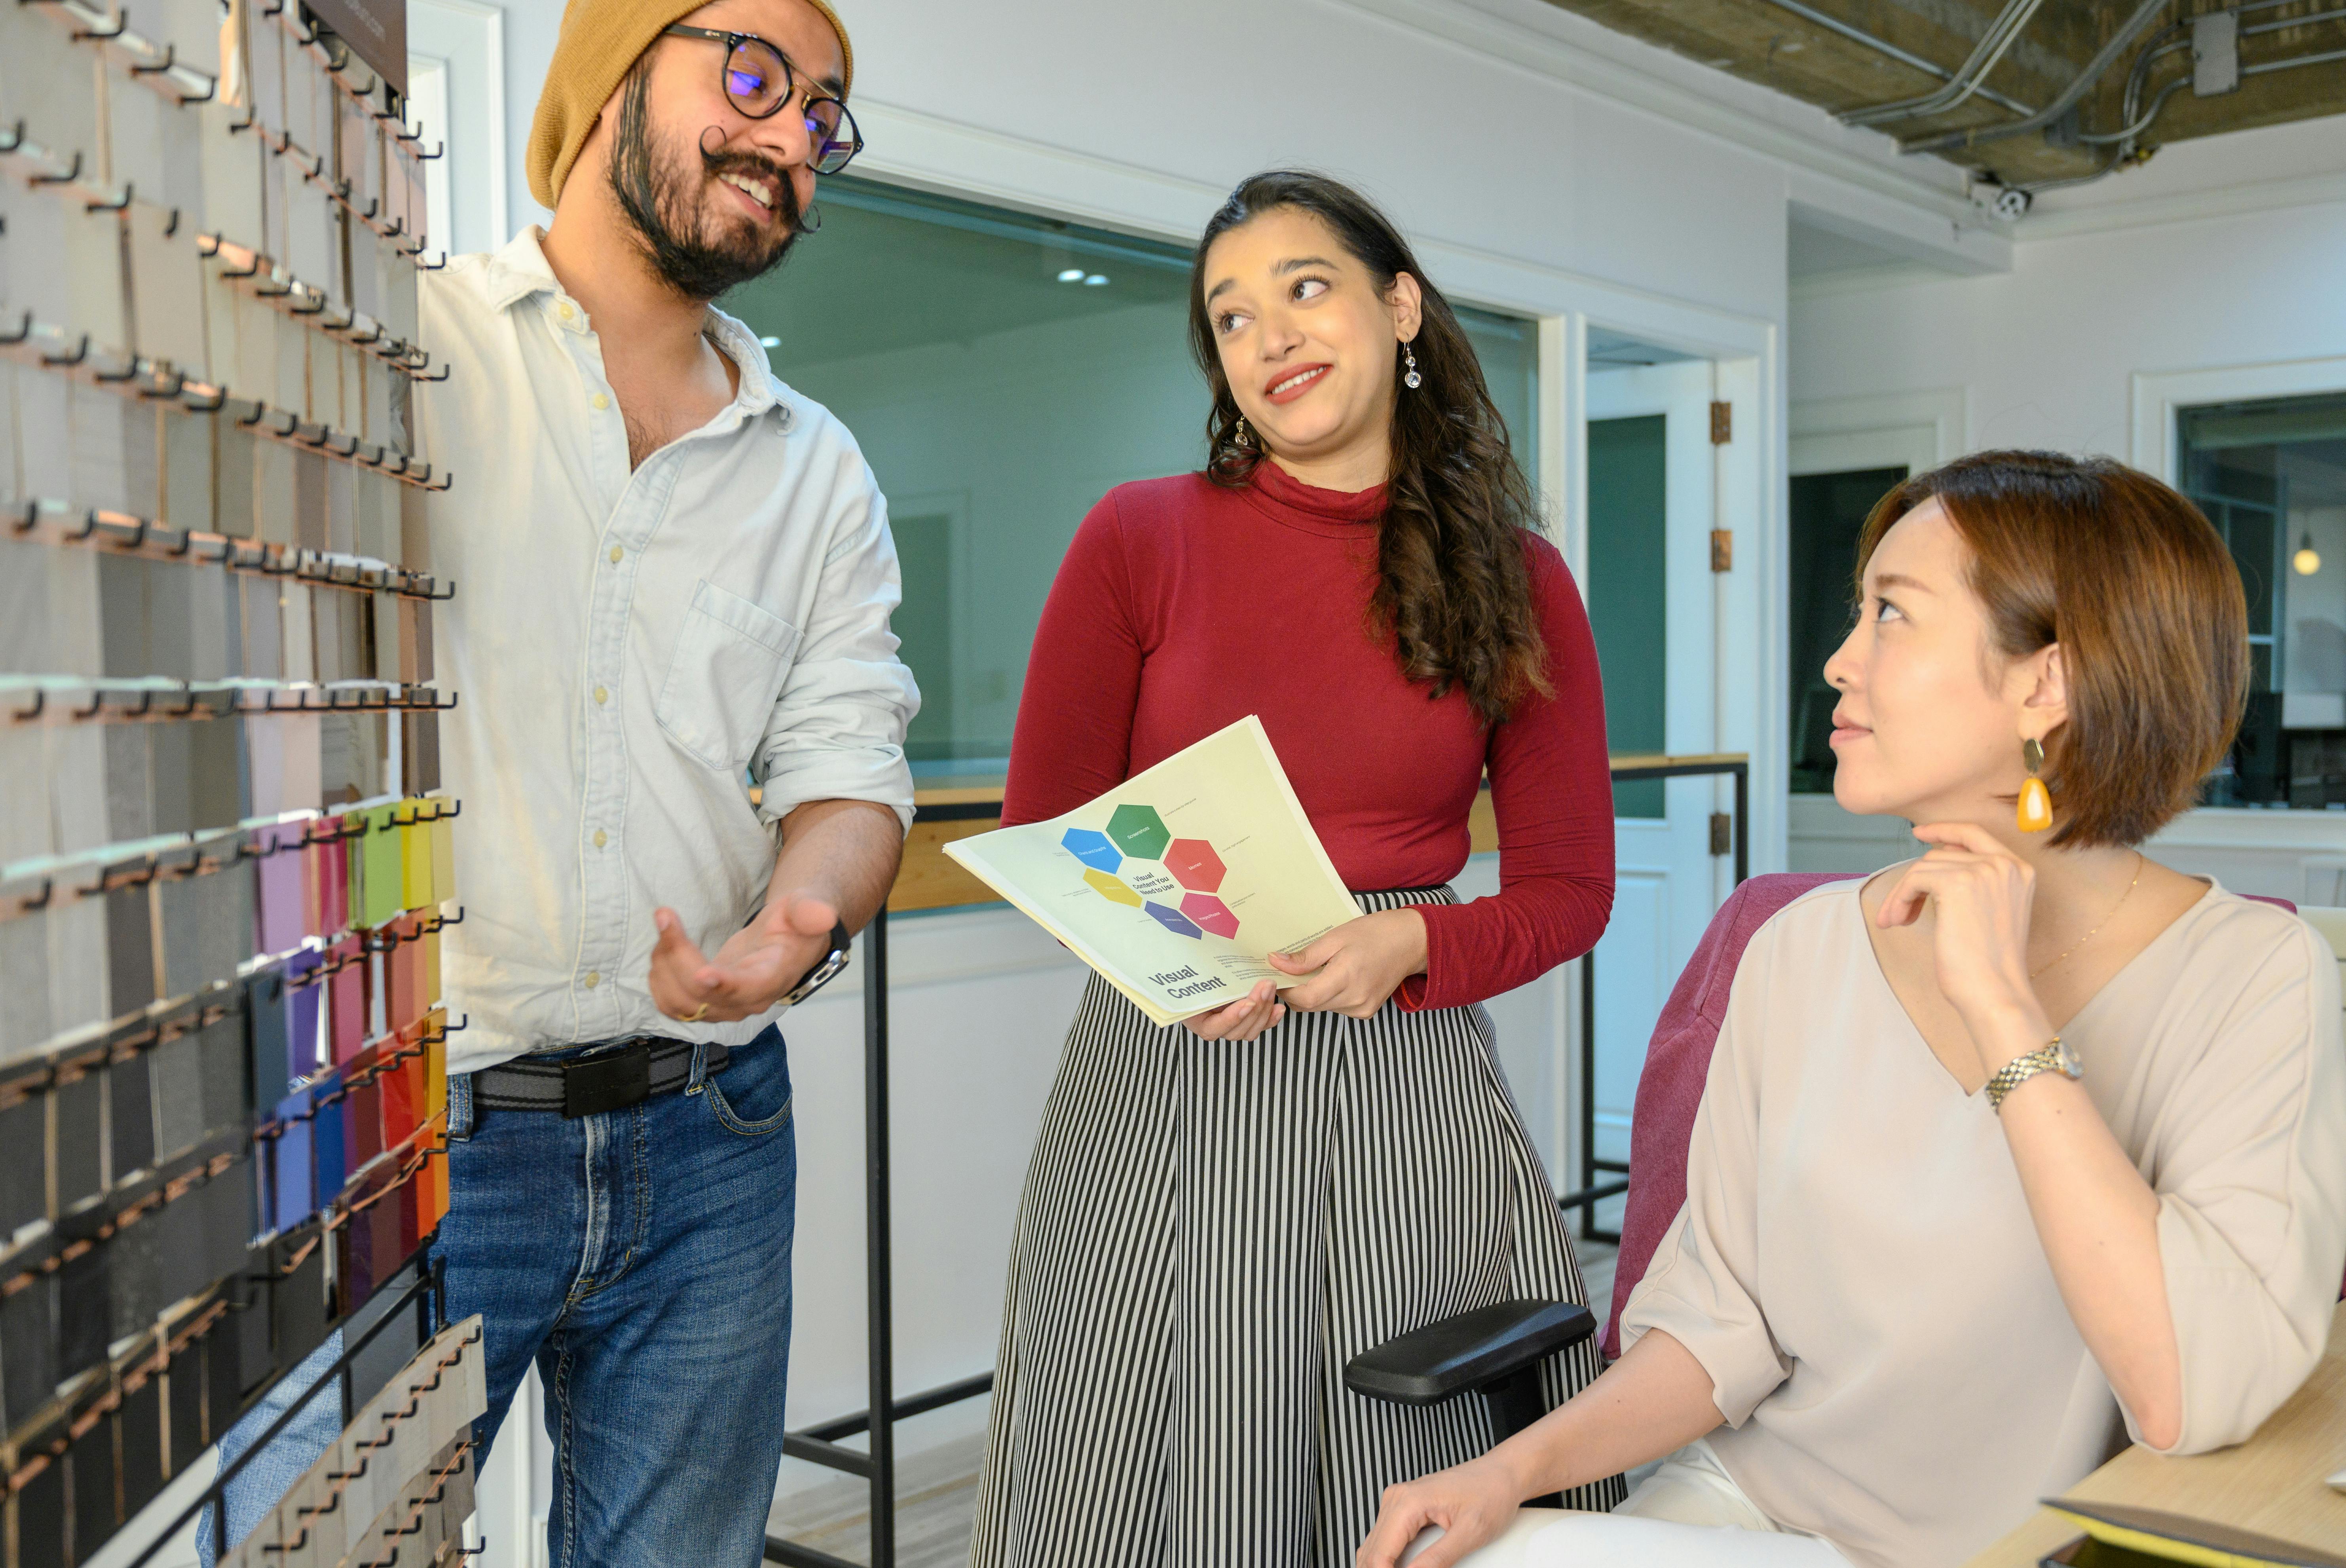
[723,35,861,174]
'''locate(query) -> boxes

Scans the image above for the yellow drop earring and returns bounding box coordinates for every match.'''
[2018,737,2052,833]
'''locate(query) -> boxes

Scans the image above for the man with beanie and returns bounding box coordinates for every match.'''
[205,3,911,1562]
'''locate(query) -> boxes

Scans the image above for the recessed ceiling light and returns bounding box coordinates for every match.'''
[1084,273,1109,286]
[1057,268,1085,282]
[759,335,780,347]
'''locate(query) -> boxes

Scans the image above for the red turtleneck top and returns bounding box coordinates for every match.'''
[1002,462,1614,1012]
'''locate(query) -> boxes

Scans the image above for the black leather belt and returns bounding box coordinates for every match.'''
[471,1036,731,1119]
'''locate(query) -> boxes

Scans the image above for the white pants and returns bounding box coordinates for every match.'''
[1408,1442,1852,1567]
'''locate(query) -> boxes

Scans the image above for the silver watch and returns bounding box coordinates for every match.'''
[1984,1035,2082,1112]
[780,919,853,1006]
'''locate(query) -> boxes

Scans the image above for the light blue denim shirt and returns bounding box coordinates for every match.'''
[419,228,917,1075]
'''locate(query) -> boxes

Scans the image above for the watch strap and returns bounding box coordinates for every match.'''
[779,919,853,1007]
[1985,1036,2075,1112]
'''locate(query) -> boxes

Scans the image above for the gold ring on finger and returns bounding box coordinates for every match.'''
[683,1003,710,1023]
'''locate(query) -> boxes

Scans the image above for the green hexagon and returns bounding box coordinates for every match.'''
[1106,803,1171,860]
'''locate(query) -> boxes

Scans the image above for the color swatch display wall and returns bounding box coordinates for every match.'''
[0,0,482,1562]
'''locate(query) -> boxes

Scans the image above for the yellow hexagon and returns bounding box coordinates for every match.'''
[1084,869,1143,907]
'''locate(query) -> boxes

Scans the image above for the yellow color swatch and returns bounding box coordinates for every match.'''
[430,811,456,902]
[402,799,434,911]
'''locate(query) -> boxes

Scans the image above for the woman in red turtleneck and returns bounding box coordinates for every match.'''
[970,173,1621,1568]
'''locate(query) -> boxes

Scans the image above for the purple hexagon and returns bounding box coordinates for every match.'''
[1165,838,1226,893]
[1181,893,1238,938]
[1143,900,1203,939]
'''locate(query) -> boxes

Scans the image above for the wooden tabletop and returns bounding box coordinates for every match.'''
[887,751,1751,913]
[1963,1300,2346,1566]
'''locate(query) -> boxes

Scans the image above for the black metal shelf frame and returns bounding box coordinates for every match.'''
[765,797,998,1568]
[1555,757,1750,1244]
[120,1252,447,1568]
[767,763,1746,1566]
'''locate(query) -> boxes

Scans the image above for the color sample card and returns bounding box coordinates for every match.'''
[279,947,321,1076]
[269,1087,316,1234]
[257,826,308,957]
[361,805,403,929]
[2,12,468,1563]
[326,938,364,1066]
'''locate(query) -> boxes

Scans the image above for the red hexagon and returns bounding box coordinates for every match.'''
[1164,838,1226,893]
[1181,893,1238,938]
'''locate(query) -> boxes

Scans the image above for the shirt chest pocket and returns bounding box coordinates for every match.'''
[656,579,802,774]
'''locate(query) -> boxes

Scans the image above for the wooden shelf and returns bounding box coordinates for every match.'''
[886,753,1748,914]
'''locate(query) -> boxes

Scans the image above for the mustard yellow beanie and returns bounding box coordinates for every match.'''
[527,0,854,210]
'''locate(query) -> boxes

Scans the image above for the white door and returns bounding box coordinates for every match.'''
[1583,361,1722,1202]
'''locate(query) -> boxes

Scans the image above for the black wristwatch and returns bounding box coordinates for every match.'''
[780,920,853,1006]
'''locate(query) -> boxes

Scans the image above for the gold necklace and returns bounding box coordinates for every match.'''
[2028,852,2144,980]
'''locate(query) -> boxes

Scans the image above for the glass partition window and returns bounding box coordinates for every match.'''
[723,178,1541,775]
[2181,393,2346,808]
[1784,467,1907,794]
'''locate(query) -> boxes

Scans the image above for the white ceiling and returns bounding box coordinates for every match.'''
[1788,216,1920,279]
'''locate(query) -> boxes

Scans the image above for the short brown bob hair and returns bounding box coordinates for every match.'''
[1855,450,2248,849]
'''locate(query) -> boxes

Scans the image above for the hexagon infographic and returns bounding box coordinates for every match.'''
[1180,893,1238,938]
[1061,828,1123,873]
[1144,900,1203,938]
[1071,809,1238,942]
[1084,869,1143,907]
[1164,838,1225,892]
[1107,804,1171,860]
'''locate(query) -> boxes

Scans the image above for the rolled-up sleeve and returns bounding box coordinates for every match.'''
[752,467,920,832]
[1620,923,1793,1426]
[2143,920,2346,1454]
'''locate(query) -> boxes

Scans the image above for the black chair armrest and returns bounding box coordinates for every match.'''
[1343,1300,1595,1407]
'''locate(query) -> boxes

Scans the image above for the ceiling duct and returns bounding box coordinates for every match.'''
[1537,0,2346,189]
[1899,0,2178,152]
[1838,0,2046,126]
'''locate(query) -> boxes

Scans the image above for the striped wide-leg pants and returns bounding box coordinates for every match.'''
[971,887,1622,1568]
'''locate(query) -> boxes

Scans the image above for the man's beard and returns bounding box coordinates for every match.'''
[607,66,805,301]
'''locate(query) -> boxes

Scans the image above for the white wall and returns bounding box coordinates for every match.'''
[787,299,1202,761]
[437,0,2269,1541]
[1785,114,2346,902]
[1788,116,2346,457]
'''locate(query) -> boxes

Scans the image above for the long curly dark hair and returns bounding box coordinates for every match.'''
[1187,171,1551,726]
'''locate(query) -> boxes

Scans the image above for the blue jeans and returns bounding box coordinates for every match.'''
[206,1030,798,1567]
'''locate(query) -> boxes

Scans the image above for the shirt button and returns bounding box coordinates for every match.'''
[584,971,600,989]
[608,544,623,564]
[594,685,609,705]
[558,302,574,321]
[592,393,611,410]
[593,829,608,848]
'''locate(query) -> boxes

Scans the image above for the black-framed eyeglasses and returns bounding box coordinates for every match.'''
[661,25,863,175]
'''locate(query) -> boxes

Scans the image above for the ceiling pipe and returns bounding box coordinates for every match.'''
[1755,0,2039,117]
[2020,9,2346,197]
[1839,0,2047,126]
[1900,0,2177,154]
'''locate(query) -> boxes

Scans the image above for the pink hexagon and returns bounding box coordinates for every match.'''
[1165,838,1226,893]
[1181,893,1238,938]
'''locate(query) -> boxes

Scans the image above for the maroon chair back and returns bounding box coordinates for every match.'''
[1598,877,2308,1359]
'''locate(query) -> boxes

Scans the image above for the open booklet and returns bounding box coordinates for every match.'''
[944,716,1362,1026]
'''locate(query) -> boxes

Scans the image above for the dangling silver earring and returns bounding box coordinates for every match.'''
[1403,342,1422,390]
[1233,415,1251,448]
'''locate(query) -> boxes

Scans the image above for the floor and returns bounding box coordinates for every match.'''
[765,1238,1623,1568]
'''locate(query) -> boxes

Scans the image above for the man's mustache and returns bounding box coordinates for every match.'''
[696,133,805,231]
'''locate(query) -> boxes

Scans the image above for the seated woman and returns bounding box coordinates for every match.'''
[1360,450,2346,1568]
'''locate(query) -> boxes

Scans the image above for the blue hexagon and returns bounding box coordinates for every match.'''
[1144,900,1203,939]
[1062,828,1122,873]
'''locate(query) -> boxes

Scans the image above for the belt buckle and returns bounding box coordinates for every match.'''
[561,1040,653,1118]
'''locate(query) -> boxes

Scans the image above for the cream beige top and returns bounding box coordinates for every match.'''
[1619,880,2346,1568]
